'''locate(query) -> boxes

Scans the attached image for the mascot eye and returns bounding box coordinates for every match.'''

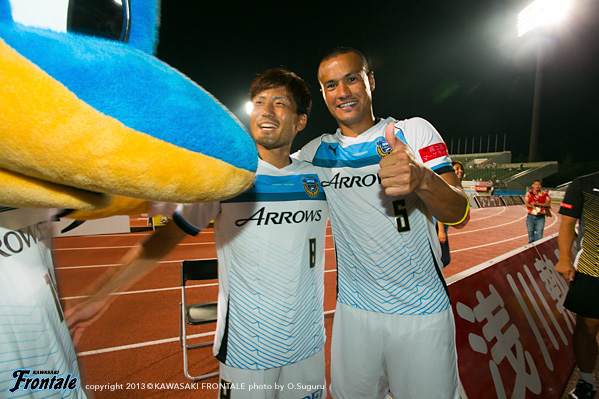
[10,0,130,42]
[67,0,131,42]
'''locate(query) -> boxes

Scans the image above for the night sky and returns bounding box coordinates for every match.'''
[155,0,599,163]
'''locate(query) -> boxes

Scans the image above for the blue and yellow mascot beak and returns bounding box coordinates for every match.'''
[0,0,257,212]
[0,0,256,395]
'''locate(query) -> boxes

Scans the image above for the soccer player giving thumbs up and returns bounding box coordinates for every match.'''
[296,46,471,399]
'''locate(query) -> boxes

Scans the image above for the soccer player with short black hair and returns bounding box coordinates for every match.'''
[68,69,329,399]
[296,46,469,399]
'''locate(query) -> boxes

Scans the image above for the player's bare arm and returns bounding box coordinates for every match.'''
[555,214,577,281]
[378,123,469,227]
[65,220,187,343]
[437,220,447,243]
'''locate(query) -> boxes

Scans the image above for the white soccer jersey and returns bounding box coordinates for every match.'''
[0,207,86,398]
[174,159,329,370]
[297,117,453,315]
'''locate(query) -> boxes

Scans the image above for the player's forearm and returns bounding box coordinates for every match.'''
[557,217,577,261]
[556,216,577,280]
[87,251,158,306]
[419,185,468,226]
[83,221,185,306]
[415,170,469,226]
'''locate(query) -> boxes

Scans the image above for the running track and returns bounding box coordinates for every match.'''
[54,203,561,398]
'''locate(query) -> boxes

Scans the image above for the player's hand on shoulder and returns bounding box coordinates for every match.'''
[378,123,427,196]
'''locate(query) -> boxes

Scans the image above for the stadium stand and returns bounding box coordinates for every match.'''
[451,151,558,192]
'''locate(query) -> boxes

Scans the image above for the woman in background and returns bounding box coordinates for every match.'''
[437,161,465,267]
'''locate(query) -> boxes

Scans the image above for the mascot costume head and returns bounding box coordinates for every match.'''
[0,0,257,396]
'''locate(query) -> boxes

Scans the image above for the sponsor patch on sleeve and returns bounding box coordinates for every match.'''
[560,202,574,209]
[419,143,449,162]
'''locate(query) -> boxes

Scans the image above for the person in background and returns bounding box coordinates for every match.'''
[555,171,599,399]
[524,179,552,243]
[437,161,465,267]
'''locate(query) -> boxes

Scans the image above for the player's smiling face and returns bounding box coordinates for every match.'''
[318,52,375,133]
[249,86,306,150]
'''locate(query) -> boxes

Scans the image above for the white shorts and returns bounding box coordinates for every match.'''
[219,350,326,399]
[329,302,459,399]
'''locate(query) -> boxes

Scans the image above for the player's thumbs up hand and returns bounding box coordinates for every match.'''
[378,123,425,196]
[384,122,402,152]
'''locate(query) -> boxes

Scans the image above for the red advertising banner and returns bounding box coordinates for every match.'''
[477,181,494,187]
[474,195,505,208]
[501,195,525,206]
[448,236,576,399]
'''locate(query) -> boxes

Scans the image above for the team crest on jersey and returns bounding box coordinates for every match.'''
[302,176,320,198]
[376,137,393,158]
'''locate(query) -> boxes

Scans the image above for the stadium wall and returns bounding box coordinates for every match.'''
[448,234,576,399]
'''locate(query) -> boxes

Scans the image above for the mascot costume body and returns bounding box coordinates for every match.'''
[0,0,257,396]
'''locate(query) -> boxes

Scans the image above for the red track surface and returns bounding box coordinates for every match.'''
[54,203,561,398]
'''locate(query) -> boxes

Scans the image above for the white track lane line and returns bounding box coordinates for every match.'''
[55,235,334,251]
[63,229,216,239]
[61,282,218,301]
[451,205,559,236]
[60,269,338,301]
[467,207,507,221]
[56,247,336,271]
[451,213,527,235]
[77,309,338,357]
[451,233,529,252]
[54,242,211,251]
[57,259,189,270]
[450,211,560,251]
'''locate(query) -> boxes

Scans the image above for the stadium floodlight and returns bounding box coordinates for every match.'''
[518,0,573,37]
[517,0,574,161]
[245,101,253,115]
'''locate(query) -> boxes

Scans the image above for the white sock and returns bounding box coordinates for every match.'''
[579,371,595,386]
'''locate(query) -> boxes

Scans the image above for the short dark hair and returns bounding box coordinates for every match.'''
[250,68,311,116]
[319,47,370,73]
[533,179,542,184]
[452,161,464,169]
